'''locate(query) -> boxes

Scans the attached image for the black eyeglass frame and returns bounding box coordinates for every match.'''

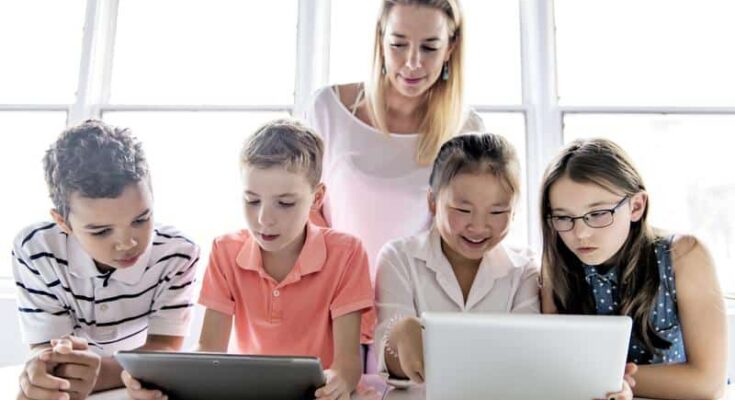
[547,196,630,232]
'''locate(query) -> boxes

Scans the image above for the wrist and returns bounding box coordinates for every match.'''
[393,317,421,342]
[383,315,405,359]
[385,316,421,358]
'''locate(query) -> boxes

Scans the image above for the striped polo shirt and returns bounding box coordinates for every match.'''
[11,222,200,356]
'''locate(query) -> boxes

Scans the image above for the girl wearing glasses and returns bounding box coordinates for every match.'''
[540,138,727,400]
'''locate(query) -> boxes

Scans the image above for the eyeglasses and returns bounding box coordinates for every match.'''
[547,196,630,232]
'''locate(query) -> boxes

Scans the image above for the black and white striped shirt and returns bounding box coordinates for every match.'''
[11,222,200,356]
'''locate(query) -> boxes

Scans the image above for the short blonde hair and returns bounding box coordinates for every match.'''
[240,119,324,187]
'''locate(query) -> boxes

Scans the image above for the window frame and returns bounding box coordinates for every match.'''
[1,0,732,296]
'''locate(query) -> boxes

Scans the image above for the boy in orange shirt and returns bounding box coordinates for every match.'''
[123,119,374,400]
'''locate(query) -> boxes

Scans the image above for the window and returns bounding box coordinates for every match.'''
[462,0,521,105]
[555,0,735,106]
[328,0,375,85]
[112,0,297,105]
[477,113,527,246]
[556,1,735,293]
[0,1,85,103]
[0,1,85,283]
[0,113,68,286]
[0,0,731,294]
[106,1,299,283]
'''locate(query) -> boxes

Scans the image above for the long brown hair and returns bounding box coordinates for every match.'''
[540,138,671,354]
[366,0,465,165]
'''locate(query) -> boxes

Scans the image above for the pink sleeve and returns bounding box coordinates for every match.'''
[329,240,374,320]
[198,239,236,315]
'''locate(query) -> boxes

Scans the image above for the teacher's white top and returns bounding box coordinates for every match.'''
[303,85,485,277]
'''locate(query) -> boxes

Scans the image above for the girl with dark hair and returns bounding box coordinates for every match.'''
[375,133,538,384]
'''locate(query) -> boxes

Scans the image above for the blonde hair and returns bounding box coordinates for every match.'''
[240,119,324,187]
[367,0,465,165]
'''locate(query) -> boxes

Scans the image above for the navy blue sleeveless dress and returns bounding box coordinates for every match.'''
[584,236,686,364]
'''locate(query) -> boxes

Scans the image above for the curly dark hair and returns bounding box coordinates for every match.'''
[43,119,150,219]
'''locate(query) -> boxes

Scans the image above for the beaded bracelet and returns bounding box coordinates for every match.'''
[382,314,405,359]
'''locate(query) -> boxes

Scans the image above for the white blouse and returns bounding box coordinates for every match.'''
[303,86,485,278]
[374,227,540,373]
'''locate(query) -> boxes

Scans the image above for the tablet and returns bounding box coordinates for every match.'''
[422,313,632,400]
[115,351,325,400]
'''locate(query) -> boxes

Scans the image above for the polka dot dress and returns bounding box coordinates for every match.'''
[584,236,686,365]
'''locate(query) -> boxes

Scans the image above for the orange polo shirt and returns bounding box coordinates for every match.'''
[198,223,374,368]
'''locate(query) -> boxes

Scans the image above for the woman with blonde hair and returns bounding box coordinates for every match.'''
[304,0,484,277]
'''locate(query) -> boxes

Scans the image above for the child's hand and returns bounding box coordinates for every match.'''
[18,348,71,400]
[392,317,424,384]
[598,363,637,400]
[622,362,637,389]
[314,369,351,400]
[600,379,633,400]
[121,370,168,400]
[41,337,101,400]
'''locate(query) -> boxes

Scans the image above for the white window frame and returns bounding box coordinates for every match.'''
[1,0,733,296]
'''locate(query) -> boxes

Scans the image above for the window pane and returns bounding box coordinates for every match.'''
[463,0,521,105]
[556,1,735,106]
[477,112,527,246]
[102,112,289,252]
[329,0,522,104]
[565,114,735,293]
[0,112,68,279]
[0,1,85,103]
[328,0,377,85]
[111,1,297,105]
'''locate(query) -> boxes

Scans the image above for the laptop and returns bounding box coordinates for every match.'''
[421,313,632,400]
[115,351,325,400]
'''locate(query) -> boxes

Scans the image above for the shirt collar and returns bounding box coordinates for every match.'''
[67,234,152,285]
[236,222,327,281]
[408,226,530,310]
[584,264,620,285]
[412,226,527,280]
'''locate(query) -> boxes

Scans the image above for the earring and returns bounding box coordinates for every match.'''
[441,61,450,81]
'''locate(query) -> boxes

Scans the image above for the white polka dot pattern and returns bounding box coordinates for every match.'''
[583,236,686,365]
